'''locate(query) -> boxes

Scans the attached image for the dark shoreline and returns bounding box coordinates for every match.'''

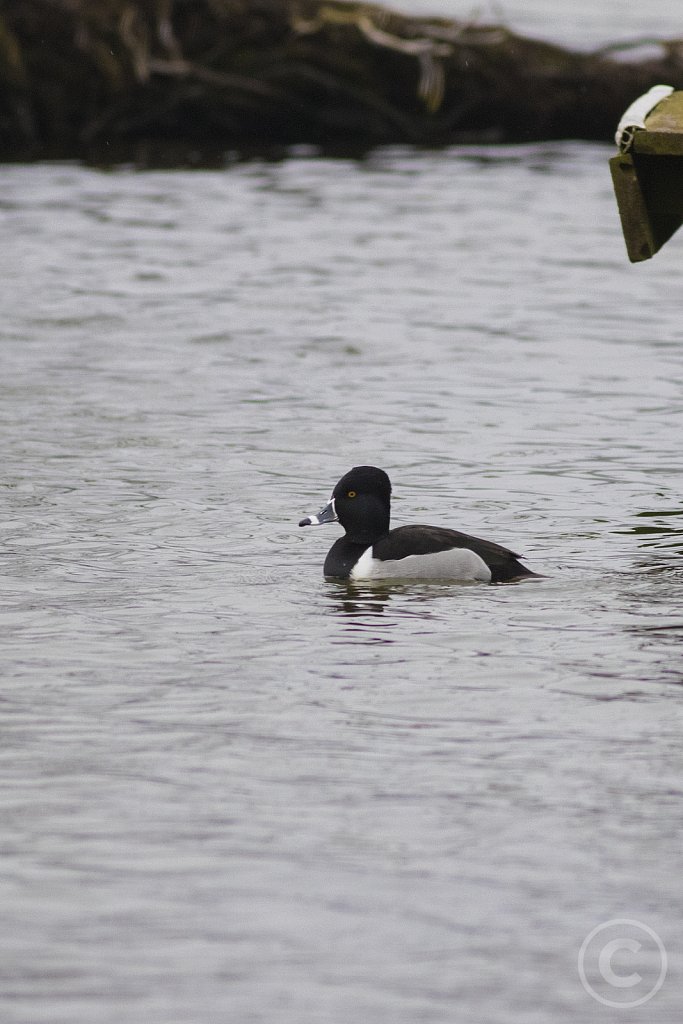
[2,0,683,164]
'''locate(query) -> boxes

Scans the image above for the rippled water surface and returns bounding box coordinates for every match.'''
[2,143,683,1023]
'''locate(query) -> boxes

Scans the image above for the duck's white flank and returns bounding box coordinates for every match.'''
[350,546,492,582]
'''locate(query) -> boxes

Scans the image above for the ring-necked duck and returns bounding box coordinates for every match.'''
[299,466,541,582]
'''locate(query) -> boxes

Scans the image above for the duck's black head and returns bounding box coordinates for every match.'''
[299,465,391,546]
[332,466,391,544]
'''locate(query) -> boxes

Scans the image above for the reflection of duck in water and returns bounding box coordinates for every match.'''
[299,466,542,583]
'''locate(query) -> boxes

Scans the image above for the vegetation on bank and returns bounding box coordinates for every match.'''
[1,0,683,162]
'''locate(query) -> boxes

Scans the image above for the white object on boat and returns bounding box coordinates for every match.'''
[615,84,674,151]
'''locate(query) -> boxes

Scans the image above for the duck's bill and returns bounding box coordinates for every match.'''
[299,498,337,527]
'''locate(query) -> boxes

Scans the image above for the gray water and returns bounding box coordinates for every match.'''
[396,0,683,50]
[2,140,683,1024]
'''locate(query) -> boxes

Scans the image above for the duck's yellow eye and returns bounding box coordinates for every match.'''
[347,490,357,498]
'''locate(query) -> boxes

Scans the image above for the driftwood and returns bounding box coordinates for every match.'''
[1,0,683,162]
